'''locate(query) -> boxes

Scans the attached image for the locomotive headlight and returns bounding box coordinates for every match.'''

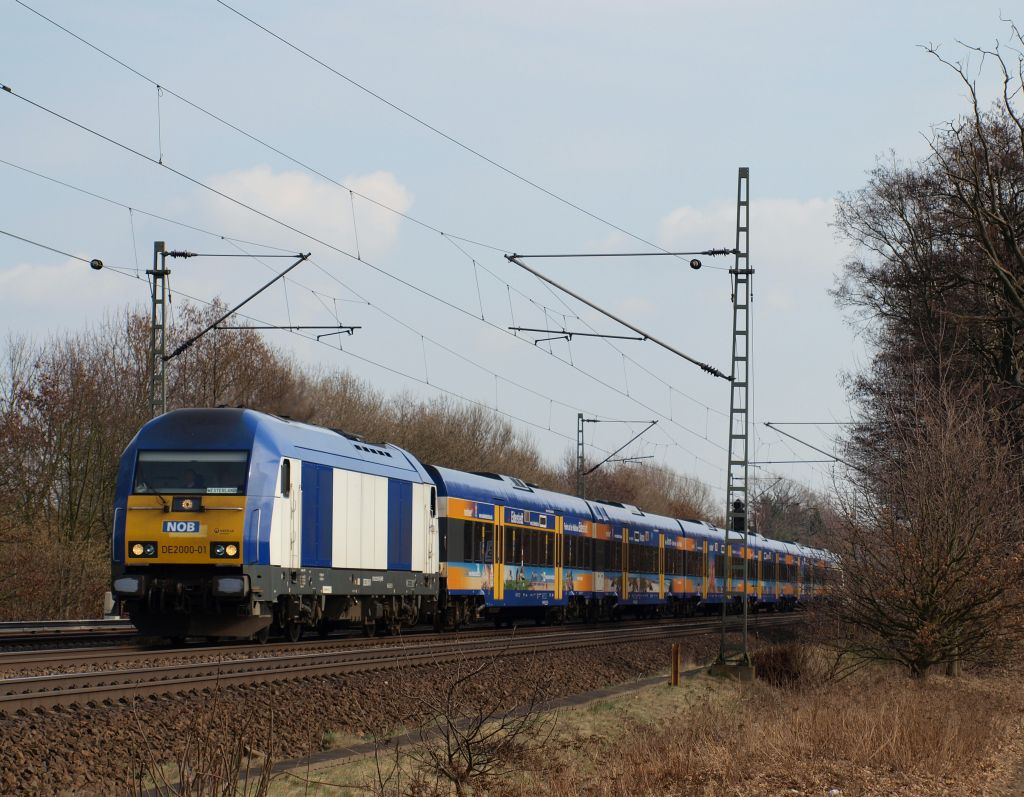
[129,542,158,558]
[211,542,239,559]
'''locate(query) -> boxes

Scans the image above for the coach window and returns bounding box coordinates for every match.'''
[530,530,542,566]
[504,527,516,564]
[481,524,494,562]
[280,459,290,497]
[446,520,464,562]
[644,544,657,573]
[462,522,477,562]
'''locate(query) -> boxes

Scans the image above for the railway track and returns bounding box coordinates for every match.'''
[0,619,136,650]
[0,614,798,713]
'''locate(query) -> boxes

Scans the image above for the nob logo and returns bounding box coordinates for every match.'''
[163,521,200,534]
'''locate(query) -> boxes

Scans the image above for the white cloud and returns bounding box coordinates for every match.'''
[0,259,125,336]
[658,196,851,311]
[200,167,413,259]
[659,197,844,275]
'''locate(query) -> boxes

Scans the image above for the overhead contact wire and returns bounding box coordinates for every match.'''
[1,85,725,463]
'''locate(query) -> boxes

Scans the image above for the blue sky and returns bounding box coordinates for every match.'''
[0,1,1014,500]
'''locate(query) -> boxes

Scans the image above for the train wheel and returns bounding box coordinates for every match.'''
[363,620,377,637]
[254,626,270,645]
[285,621,303,643]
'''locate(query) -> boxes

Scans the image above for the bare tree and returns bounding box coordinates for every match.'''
[834,20,1024,445]
[831,375,1024,676]
[364,649,557,797]
[751,478,833,546]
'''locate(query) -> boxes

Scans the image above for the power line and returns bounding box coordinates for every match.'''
[2,2,733,438]
[763,422,859,471]
[0,85,726,466]
[5,224,725,489]
[164,253,309,360]
[11,2,731,434]
[512,250,737,258]
[9,2,740,464]
[513,261,731,421]
[12,0,510,256]
[92,257,626,455]
[0,219,681,471]
[212,0,709,264]
[506,254,729,380]
[0,227,100,266]
[0,158,298,254]
[0,155,718,471]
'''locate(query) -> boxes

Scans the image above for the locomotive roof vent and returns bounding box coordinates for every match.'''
[354,443,392,458]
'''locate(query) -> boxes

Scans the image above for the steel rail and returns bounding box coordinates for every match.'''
[0,615,798,713]
[0,614,751,670]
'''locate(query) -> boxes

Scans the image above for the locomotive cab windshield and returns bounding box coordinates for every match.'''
[133,450,249,495]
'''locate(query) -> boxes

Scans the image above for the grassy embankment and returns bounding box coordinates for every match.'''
[259,648,1024,797]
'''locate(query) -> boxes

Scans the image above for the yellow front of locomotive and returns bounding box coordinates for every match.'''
[123,450,248,566]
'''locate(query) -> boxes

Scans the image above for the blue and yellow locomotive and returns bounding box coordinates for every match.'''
[111,408,833,640]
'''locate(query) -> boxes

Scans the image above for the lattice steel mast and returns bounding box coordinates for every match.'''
[148,241,169,417]
[719,167,753,664]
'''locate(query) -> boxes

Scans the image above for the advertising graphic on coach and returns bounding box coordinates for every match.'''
[622,526,661,604]
[441,496,496,596]
[499,505,561,605]
[561,516,593,596]
[665,532,700,597]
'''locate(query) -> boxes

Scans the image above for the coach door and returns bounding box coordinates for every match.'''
[702,541,709,600]
[658,533,665,600]
[621,528,629,601]
[493,506,505,601]
[554,516,564,601]
[285,457,301,569]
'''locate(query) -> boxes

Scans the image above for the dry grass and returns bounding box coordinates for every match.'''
[520,669,1021,797]
[118,643,1024,797]
[261,649,1024,797]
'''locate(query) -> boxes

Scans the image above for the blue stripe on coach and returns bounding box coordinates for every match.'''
[387,479,413,571]
[301,462,333,567]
